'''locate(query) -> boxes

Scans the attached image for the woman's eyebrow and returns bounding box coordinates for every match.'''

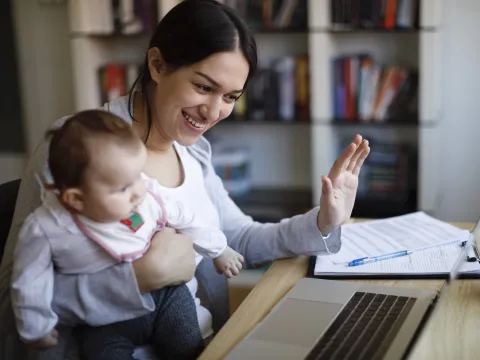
[194,71,243,93]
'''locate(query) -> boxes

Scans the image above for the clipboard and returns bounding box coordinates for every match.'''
[306,255,480,280]
[308,212,480,280]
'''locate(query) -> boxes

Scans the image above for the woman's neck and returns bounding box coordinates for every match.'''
[132,91,174,153]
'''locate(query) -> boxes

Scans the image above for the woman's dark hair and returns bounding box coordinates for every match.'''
[128,0,257,142]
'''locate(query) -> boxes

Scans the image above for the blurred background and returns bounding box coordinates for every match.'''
[1,0,479,226]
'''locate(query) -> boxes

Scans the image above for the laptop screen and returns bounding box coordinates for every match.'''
[449,219,480,283]
[448,240,469,283]
[471,216,480,244]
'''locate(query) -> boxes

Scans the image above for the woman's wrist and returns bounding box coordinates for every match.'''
[319,229,331,238]
[316,211,332,237]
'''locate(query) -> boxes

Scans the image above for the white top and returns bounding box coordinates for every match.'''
[74,174,227,263]
[135,143,224,358]
[156,142,224,340]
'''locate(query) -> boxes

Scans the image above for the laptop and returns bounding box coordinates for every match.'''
[225,223,477,360]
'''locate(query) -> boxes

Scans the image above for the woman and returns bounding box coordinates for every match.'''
[0,0,370,359]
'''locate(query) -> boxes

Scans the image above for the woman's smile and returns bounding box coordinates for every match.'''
[182,111,207,130]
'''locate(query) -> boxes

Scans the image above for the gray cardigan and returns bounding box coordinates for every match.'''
[0,97,342,359]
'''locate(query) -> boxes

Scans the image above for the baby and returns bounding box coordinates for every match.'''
[11,110,244,359]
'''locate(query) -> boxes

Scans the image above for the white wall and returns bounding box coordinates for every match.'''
[1,0,74,182]
[14,0,74,152]
[0,155,26,184]
[435,0,480,222]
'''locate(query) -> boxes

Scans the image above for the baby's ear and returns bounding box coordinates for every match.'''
[61,188,84,213]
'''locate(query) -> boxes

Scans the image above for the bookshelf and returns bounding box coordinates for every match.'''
[68,0,179,111]
[67,0,443,220]
[308,0,443,218]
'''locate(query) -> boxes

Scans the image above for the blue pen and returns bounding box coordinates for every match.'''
[347,250,414,267]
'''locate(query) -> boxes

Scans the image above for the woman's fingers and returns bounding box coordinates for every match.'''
[353,147,370,176]
[351,133,363,146]
[346,139,369,172]
[329,143,356,179]
[328,135,363,179]
[321,176,334,204]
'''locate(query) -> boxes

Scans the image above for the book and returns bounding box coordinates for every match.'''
[309,212,480,278]
[330,0,420,30]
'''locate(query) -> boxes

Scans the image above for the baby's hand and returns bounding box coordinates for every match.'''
[29,329,58,349]
[213,246,244,278]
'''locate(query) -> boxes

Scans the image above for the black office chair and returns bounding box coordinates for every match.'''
[0,179,21,262]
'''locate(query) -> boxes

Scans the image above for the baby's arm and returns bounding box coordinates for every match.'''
[163,197,244,277]
[10,213,58,348]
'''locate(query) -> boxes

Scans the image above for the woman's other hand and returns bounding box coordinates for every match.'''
[317,134,370,235]
[132,227,196,293]
[28,329,58,350]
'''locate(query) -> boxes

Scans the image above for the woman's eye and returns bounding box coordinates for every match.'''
[196,84,212,93]
[224,95,239,103]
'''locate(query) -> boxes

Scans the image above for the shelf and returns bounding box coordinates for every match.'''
[231,188,312,223]
[220,119,310,126]
[329,120,439,128]
[313,26,436,34]
[70,27,436,38]
[252,27,308,34]
[70,32,151,39]
[352,191,417,219]
[329,118,420,127]
[70,29,309,38]
[217,119,438,128]
[230,187,417,221]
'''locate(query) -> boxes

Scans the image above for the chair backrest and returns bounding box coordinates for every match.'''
[0,179,21,262]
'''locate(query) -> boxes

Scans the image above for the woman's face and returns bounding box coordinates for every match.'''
[148,48,250,146]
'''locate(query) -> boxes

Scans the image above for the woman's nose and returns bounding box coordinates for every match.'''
[200,97,222,122]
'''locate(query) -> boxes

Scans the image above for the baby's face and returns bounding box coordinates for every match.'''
[80,140,148,223]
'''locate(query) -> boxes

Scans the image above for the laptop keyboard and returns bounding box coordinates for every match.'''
[305,291,416,360]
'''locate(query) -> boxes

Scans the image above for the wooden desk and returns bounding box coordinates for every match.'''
[199,221,480,360]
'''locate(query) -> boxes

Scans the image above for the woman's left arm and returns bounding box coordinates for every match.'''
[202,135,370,268]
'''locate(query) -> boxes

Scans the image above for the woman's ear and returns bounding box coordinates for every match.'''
[148,47,165,84]
[61,188,84,213]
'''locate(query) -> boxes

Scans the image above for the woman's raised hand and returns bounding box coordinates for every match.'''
[316,134,370,235]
